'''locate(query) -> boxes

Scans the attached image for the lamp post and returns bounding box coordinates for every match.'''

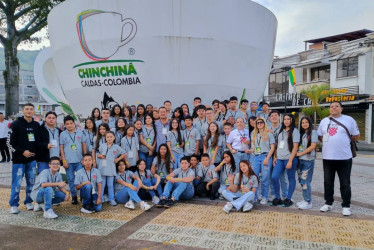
[281,66,291,114]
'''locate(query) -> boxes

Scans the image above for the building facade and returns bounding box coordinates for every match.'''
[263,29,374,143]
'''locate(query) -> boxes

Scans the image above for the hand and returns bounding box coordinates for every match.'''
[228,174,234,184]
[296,152,302,157]
[47,144,56,149]
[171,156,175,163]
[273,158,277,166]
[196,176,201,181]
[83,181,91,186]
[23,150,35,158]
[241,186,250,193]
[286,161,292,169]
[63,162,69,168]
[64,192,70,201]
[244,149,251,154]
[210,159,214,165]
[231,149,237,154]
[263,158,269,166]
[206,183,210,190]
[148,150,153,157]
[96,198,102,205]
[130,185,137,191]
[58,182,66,188]
[268,129,274,133]
[93,162,97,168]
[114,158,119,164]
[149,185,155,190]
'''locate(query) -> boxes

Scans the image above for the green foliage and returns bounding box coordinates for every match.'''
[300,84,332,123]
[0,48,40,70]
[318,107,330,119]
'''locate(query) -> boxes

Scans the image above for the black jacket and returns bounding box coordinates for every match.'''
[36,124,62,162]
[8,117,40,164]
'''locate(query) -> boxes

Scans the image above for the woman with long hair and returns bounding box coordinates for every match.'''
[90,107,101,121]
[139,114,157,169]
[215,150,236,196]
[203,122,223,165]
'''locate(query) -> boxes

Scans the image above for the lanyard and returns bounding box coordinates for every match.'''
[50,170,57,183]
[229,110,237,118]
[273,126,280,136]
[89,132,93,145]
[125,136,133,150]
[280,130,288,141]
[224,164,232,178]
[172,131,179,144]
[181,169,189,178]
[47,127,56,139]
[116,131,123,141]
[105,144,111,155]
[68,132,76,143]
[185,129,192,141]
[202,166,209,180]
[327,120,333,132]
[242,175,249,186]
[198,118,206,127]
[238,129,246,138]
[84,169,92,182]
[145,127,153,138]
[256,134,262,147]
[100,137,106,144]
[119,173,126,182]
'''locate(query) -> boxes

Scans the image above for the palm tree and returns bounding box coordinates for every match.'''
[301,84,332,127]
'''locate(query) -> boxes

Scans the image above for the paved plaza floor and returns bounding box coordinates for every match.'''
[0,152,374,249]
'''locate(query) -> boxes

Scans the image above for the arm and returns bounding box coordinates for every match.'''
[114,153,126,164]
[206,177,218,189]
[97,182,102,204]
[264,144,275,166]
[60,145,68,168]
[286,142,299,169]
[132,174,143,189]
[215,161,225,172]
[195,140,200,155]
[352,134,360,141]
[227,175,238,193]
[226,143,237,154]
[211,146,219,164]
[165,172,176,182]
[297,143,316,156]
[167,141,175,161]
[41,182,66,188]
[91,148,97,168]
[82,142,87,154]
[139,134,149,147]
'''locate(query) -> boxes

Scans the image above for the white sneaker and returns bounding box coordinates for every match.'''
[125,200,135,210]
[33,203,42,212]
[268,195,275,202]
[103,195,109,203]
[109,200,118,206]
[80,207,93,214]
[140,202,151,211]
[320,204,332,212]
[218,195,224,200]
[243,202,254,212]
[10,206,19,214]
[298,202,312,210]
[223,202,233,214]
[260,198,268,205]
[26,203,34,211]
[342,207,351,216]
[152,196,160,205]
[296,200,308,207]
[43,209,58,219]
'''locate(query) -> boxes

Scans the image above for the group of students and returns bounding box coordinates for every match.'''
[8,96,320,219]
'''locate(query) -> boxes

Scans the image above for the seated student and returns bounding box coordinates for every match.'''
[189,154,202,189]
[134,159,161,205]
[156,156,195,208]
[97,131,126,206]
[195,153,220,200]
[215,151,236,197]
[222,160,258,213]
[74,154,103,214]
[151,143,173,189]
[182,116,201,157]
[31,157,70,219]
[114,159,151,211]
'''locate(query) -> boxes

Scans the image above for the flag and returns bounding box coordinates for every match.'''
[289,68,296,86]
[239,88,246,109]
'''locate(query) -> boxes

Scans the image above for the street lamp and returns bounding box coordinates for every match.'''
[281,66,291,114]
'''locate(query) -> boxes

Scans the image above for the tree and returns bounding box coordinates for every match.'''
[0,0,64,116]
[301,84,332,127]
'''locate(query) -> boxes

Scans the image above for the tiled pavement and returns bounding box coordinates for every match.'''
[0,152,374,249]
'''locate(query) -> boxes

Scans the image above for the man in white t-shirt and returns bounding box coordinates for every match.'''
[317,102,359,216]
[0,112,11,162]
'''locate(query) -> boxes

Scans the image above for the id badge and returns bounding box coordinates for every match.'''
[185,141,190,146]
[225,178,229,186]
[162,128,167,135]
[92,185,97,194]
[255,147,262,154]
[71,144,78,151]
[298,145,304,152]
[323,134,329,142]
[28,133,35,142]
[128,151,134,158]
[146,137,151,144]
[279,141,285,149]
[176,143,180,149]
[51,139,58,147]
[159,171,165,178]
[101,159,107,167]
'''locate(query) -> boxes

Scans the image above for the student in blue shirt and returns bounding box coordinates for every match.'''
[113,118,126,145]
[95,108,115,129]
[83,118,96,155]
[60,115,87,205]
[31,157,70,219]
[90,107,101,122]
[123,106,134,125]
[195,153,220,200]
[75,154,103,213]
[139,114,157,170]
[167,118,184,169]
[120,125,139,172]
[135,104,146,124]
[172,107,185,130]
[92,123,110,168]
[110,104,123,124]
[134,159,161,205]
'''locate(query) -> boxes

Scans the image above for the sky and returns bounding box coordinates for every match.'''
[17,0,374,57]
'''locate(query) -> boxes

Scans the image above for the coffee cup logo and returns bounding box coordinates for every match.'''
[76,10,137,61]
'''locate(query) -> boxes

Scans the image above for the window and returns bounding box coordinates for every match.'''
[337,57,358,78]
[268,72,289,95]
[311,65,330,81]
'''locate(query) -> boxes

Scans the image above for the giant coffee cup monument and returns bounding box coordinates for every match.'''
[34,0,277,120]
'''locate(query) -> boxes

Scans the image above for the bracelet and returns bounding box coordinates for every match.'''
[128,184,132,188]
[93,160,96,162]
[62,160,67,163]
[126,161,129,164]
[177,178,180,182]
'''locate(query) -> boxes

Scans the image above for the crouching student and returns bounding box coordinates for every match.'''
[189,154,202,189]
[151,143,173,195]
[135,159,161,205]
[114,159,151,211]
[215,151,236,197]
[75,154,102,214]
[222,160,258,213]
[195,154,220,200]
[31,157,70,219]
[156,156,195,208]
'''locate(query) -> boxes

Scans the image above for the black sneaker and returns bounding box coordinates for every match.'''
[72,196,78,205]
[156,198,167,208]
[164,199,176,208]
[282,198,294,207]
[88,204,95,212]
[270,198,281,206]
[0,160,5,163]
[6,158,11,162]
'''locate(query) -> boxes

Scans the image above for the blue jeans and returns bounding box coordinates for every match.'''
[223,190,255,211]
[233,151,248,172]
[80,184,102,212]
[253,154,272,199]
[249,154,255,168]
[115,186,141,204]
[218,183,228,195]
[9,161,37,207]
[162,181,194,200]
[35,187,65,210]
[272,158,297,200]
[172,153,184,169]
[297,159,315,203]
[101,176,115,202]
[66,162,82,197]
[139,151,155,170]
[37,162,50,175]
[138,179,157,199]
[269,166,288,198]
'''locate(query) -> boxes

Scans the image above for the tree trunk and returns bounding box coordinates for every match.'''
[4,43,20,117]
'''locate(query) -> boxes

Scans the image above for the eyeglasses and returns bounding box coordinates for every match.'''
[256,121,265,125]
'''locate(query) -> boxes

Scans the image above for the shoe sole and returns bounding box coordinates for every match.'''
[164,205,172,208]
[156,204,165,208]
